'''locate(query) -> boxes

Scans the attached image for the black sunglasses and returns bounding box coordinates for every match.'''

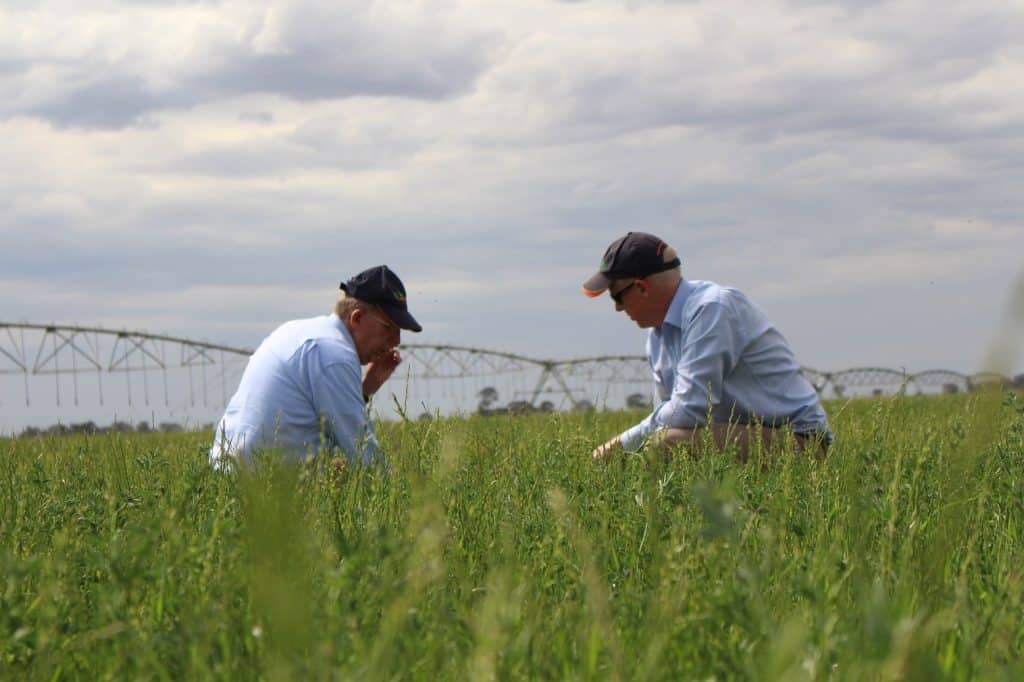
[610,280,637,305]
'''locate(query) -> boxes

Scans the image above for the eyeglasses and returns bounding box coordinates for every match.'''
[610,281,637,305]
[369,309,400,335]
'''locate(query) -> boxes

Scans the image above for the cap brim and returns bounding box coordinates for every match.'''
[379,304,423,333]
[582,272,611,298]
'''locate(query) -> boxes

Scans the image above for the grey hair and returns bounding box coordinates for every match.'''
[334,292,372,318]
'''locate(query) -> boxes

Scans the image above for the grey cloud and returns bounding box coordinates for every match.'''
[29,74,181,129]
[289,115,428,167]
[205,49,474,103]
[0,221,297,292]
[575,72,966,144]
[238,111,274,124]
[860,8,1023,67]
[784,0,887,6]
[162,142,322,178]
[535,5,1024,151]
[117,1,210,5]
[1,174,601,299]
[2,185,509,294]
[161,111,429,177]
[0,59,25,76]
[6,3,499,129]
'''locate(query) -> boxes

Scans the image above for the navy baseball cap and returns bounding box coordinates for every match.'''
[582,232,680,297]
[340,265,423,332]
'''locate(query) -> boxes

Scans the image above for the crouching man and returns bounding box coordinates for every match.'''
[210,265,422,468]
[582,233,832,461]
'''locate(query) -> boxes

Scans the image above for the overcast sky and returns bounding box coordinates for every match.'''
[2,0,1023,376]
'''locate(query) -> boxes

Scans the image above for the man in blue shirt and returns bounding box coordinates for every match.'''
[209,265,422,468]
[583,233,831,461]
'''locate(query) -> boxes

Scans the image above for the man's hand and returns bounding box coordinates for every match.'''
[362,350,402,399]
[591,435,623,462]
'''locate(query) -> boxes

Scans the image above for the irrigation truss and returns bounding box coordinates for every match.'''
[0,322,1018,430]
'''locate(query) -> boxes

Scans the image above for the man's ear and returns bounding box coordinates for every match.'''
[348,307,365,327]
[637,278,649,295]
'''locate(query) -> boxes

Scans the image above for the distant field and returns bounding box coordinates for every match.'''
[2,393,1022,679]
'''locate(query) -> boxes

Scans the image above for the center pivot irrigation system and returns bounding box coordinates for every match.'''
[0,322,1016,430]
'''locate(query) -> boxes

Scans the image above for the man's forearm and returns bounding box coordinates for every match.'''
[591,435,623,461]
[593,423,791,463]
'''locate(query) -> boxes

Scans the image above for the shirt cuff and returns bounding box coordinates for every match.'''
[619,424,647,452]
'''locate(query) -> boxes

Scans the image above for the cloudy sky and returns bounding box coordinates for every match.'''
[2,0,1023,376]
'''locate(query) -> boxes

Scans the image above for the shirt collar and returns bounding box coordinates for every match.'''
[660,279,691,331]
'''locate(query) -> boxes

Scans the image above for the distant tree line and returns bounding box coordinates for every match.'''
[15,421,215,438]
[472,387,654,417]
[471,378,1024,417]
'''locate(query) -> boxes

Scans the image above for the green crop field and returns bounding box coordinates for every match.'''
[2,391,1023,680]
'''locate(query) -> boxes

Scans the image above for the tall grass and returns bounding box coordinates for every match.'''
[1,393,1022,679]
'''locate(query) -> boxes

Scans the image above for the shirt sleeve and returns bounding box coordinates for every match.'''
[619,301,740,451]
[307,348,383,466]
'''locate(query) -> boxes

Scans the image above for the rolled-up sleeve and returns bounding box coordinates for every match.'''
[308,350,383,466]
[619,302,739,451]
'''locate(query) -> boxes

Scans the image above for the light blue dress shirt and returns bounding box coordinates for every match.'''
[619,279,831,451]
[209,314,382,467]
